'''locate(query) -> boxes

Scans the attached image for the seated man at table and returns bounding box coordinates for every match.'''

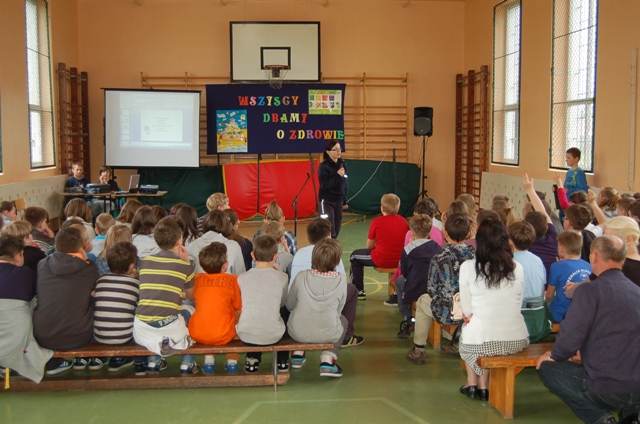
[537,235,640,424]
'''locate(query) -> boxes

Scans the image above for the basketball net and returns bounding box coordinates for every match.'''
[265,65,287,89]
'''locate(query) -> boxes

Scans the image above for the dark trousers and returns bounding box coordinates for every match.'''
[349,248,374,292]
[538,361,640,423]
[247,307,291,364]
[342,283,358,339]
[321,199,343,238]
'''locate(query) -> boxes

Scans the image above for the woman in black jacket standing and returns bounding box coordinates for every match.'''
[318,140,347,238]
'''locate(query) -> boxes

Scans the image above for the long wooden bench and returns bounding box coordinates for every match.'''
[477,342,553,419]
[4,339,334,392]
[427,321,459,351]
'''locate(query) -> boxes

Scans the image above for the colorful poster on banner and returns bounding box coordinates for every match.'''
[206,83,345,154]
[308,90,342,115]
[216,109,248,153]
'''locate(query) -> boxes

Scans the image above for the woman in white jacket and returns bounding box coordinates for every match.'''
[458,217,529,401]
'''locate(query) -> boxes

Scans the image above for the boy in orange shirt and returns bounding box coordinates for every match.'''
[188,242,242,374]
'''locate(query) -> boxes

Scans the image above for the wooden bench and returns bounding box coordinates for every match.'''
[551,322,561,334]
[477,342,553,419]
[427,321,459,351]
[4,339,334,392]
[374,267,397,297]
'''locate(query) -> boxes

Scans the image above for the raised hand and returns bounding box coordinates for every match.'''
[523,173,534,191]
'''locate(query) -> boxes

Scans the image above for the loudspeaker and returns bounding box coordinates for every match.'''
[414,107,433,137]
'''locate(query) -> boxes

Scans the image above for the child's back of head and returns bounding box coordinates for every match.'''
[199,241,227,274]
[456,193,477,217]
[24,206,48,229]
[508,221,537,251]
[306,218,332,245]
[101,224,133,258]
[203,210,233,235]
[565,204,592,231]
[264,200,284,223]
[95,213,116,236]
[55,226,85,254]
[131,206,157,236]
[64,198,92,223]
[446,200,469,218]
[312,238,342,272]
[558,231,583,259]
[206,192,229,212]
[106,241,138,275]
[253,235,278,263]
[2,220,32,242]
[409,214,432,240]
[413,197,440,220]
[525,211,549,240]
[380,193,401,215]
[153,216,183,250]
[118,199,142,224]
[444,213,471,243]
[0,234,24,263]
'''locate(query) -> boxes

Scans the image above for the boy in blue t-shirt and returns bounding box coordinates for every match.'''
[546,231,591,322]
[563,147,588,197]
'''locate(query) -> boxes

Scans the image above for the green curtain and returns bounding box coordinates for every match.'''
[139,160,419,217]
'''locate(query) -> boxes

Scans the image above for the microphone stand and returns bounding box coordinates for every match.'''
[292,173,311,238]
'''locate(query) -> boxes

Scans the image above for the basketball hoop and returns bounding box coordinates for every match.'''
[264,65,288,89]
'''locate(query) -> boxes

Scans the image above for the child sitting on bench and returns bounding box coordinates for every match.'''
[188,242,242,374]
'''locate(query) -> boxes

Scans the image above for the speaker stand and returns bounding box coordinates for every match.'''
[417,135,429,200]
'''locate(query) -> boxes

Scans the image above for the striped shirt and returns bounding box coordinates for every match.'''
[94,274,140,344]
[135,250,195,322]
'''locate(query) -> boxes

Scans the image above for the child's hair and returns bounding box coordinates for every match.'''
[1,221,32,240]
[630,201,640,222]
[311,238,342,272]
[98,166,112,178]
[492,194,510,205]
[508,221,537,251]
[0,201,15,214]
[598,187,620,210]
[206,193,229,212]
[444,213,471,242]
[64,198,92,222]
[225,208,239,227]
[569,191,588,204]
[222,209,246,245]
[413,197,440,220]
[106,241,138,274]
[565,204,592,230]
[199,241,227,273]
[174,204,200,242]
[95,213,116,235]
[151,205,168,221]
[131,206,158,236]
[492,198,516,227]
[257,221,284,241]
[456,193,478,217]
[566,147,581,160]
[0,234,24,260]
[558,231,583,256]
[169,202,189,215]
[264,200,285,222]
[69,223,92,249]
[476,209,502,227]
[618,197,635,216]
[253,234,278,262]
[55,226,84,254]
[409,214,432,239]
[307,218,332,244]
[604,216,640,245]
[203,210,233,235]
[118,199,143,224]
[380,193,401,215]
[524,211,549,239]
[61,217,84,229]
[153,216,183,250]
[101,224,133,258]
[24,206,49,228]
[70,161,82,170]
[446,200,469,217]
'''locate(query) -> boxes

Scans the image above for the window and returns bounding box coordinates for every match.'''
[492,0,521,165]
[25,0,55,169]
[550,0,598,171]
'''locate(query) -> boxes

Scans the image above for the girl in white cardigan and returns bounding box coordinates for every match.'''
[458,217,529,401]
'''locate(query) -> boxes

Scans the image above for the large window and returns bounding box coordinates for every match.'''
[492,0,521,165]
[25,0,55,168]
[550,0,598,171]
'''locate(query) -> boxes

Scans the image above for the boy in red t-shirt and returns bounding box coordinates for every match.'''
[188,242,242,374]
[349,194,408,301]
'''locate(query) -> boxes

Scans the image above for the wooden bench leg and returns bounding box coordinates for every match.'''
[272,351,278,392]
[488,367,519,419]
[387,273,395,296]
[427,320,442,350]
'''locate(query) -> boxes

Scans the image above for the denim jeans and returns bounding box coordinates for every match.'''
[538,361,640,423]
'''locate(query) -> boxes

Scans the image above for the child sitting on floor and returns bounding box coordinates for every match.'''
[64,198,95,240]
[287,238,348,378]
[264,200,297,255]
[255,221,293,276]
[237,235,289,373]
[1,201,17,227]
[1,221,45,273]
[223,209,253,271]
[24,206,55,255]
[91,213,115,257]
[93,242,143,374]
[133,217,196,373]
[546,231,592,323]
[349,193,408,300]
[396,215,442,338]
[96,224,132,276]
[188,242,242,374]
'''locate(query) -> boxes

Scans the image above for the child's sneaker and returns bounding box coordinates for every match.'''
[397,319,414,339]
[146,358,167,373]
[357,290,367,300]
[291,352,306,369]
[225,361,239,374]
[73,358,88,371]
[319,362,343,378]
[244,357,260,373]
[202,363,215,375]
[342,335,365,348]
[277,362,290,373]
[108,357,134,372]
[180,361,199,375]
[45,360,73,376]
[383,294,398,306]
[88,358,106,371]
[134,362,147,376]
[406,347,427,365]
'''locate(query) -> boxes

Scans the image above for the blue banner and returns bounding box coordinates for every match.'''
[206,83,345,154]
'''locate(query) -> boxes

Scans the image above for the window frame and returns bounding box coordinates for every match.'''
[549,0,599,172]
[25,0,56,170]
[491,0,522,167]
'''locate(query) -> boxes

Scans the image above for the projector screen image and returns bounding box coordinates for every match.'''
[105,89,200,167]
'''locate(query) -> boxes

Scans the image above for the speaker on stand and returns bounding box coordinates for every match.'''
[414,107,433,199]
